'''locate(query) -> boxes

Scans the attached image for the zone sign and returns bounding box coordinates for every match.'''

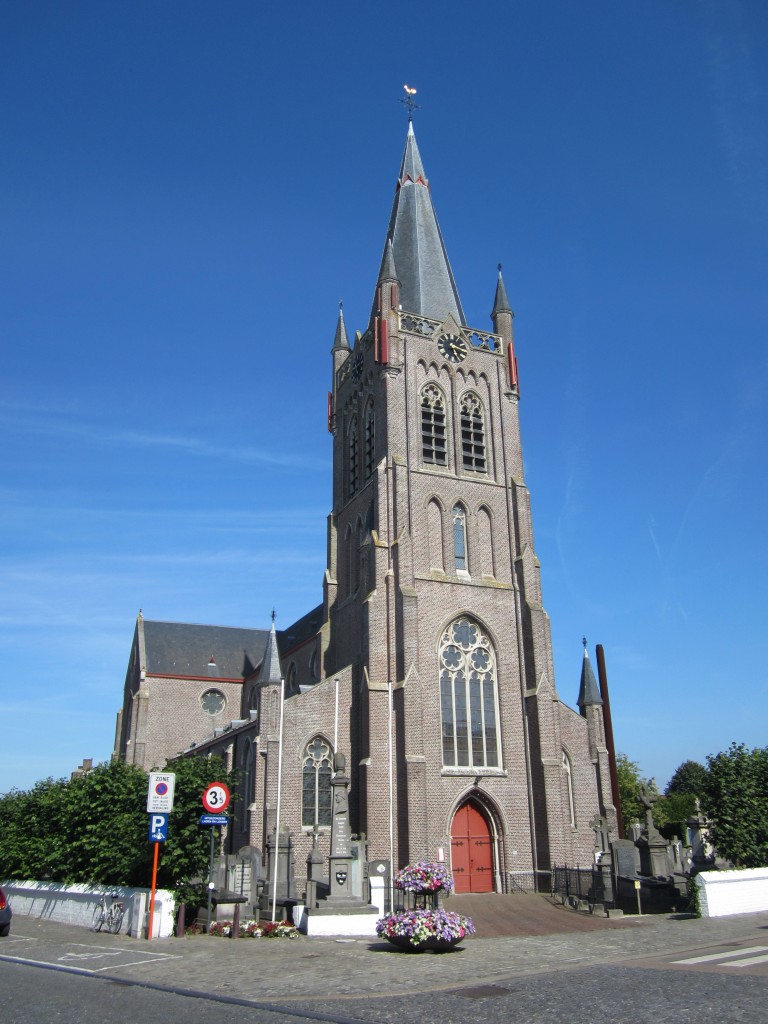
[202,782,230,814]
[147,772,176,813]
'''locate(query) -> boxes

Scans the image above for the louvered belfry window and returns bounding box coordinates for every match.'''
[348,417,359,496]
[364,403,375,480]
[460,393,486,472]
[421,384,447,465]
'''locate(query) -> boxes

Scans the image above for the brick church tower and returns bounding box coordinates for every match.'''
[323,119,615,890]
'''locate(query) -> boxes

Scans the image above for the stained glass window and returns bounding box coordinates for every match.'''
[439,617,501,768]
[302,736,333,828]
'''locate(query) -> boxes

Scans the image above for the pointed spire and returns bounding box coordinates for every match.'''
[492,263,512,315]
[378,237,399,286]
[371,124,465,325]
[332,302,350,351]
[257,617,283,686]
[577,637,603,712]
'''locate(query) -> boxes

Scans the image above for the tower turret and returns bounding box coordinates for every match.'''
[491,264,518,392]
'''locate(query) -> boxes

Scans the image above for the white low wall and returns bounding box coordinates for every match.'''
[696,868,768,918]
[2,880,176,938]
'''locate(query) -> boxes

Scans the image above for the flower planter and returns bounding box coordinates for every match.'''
[376,907,475,952]
[386,933,464,952]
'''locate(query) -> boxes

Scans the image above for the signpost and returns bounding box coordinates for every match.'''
[146,773,175,940]
[201,782,231,931]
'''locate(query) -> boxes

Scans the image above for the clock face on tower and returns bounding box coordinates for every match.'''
[437,332,468,364]
[351,350,364,383]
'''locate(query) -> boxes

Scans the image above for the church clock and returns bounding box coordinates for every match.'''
[437,332,467,363]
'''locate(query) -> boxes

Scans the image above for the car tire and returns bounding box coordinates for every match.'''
[0,924,10,937]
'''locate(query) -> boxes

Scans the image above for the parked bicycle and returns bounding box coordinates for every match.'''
[91,891,124,934]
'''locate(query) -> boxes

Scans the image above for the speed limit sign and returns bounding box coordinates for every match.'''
[202,782,231,814]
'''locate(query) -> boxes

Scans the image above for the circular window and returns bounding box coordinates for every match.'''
[200,689,226,716]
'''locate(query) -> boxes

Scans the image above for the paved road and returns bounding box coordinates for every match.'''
[2,908,768,1023]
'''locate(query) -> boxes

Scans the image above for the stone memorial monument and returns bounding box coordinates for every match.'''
[303,750,380,936]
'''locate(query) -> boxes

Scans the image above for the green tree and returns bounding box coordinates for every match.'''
[0,754,237,909]
[616,752,648,836]
[67,760,150,885]
[651,759,710,841]
[705,743,768,868]
[665,760,709,800]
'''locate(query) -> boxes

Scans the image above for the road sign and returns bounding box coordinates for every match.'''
[200,814,229,826]
[149,813,169,842]
[202,781,230,814]
[147,772,176,813]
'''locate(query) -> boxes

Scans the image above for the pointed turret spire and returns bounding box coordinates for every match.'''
[492,263,512,315]
[371,123,465,325]
[577,638,603,713]
[378,237,399,286]
[333,303,350,351]
[257,616,283,686]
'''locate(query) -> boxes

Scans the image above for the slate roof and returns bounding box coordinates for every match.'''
[333,303,349,351]
[577,643,603,711]
[278,603,324,654]
[371,122,465,326]
[257,619,283,685]
[492,265,512,315]
[142,620,268,681]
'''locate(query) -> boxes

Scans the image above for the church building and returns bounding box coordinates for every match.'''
[114,118,617,895]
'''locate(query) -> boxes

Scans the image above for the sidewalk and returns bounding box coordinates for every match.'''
[4,903,768,1005]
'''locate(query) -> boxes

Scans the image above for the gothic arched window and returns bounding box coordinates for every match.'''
[421,384,447,466]
[286,663,297,695]
[439,617,501,768]
[427,499,445,572]
[477,505,494,578]
[563,750,576,827]
[302,736,333,828]
[241,739,255,834]
[348,416,359,497]
[460,393,486,472]
[453,503,468,572]
[364,401,375,480]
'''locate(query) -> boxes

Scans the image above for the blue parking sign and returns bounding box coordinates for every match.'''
[148,813,169,843]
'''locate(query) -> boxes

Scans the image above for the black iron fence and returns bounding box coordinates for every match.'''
[550,864,618,911]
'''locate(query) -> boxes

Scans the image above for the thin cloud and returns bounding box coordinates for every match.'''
[0,404,329,471]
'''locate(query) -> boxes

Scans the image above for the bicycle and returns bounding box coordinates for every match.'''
[91,891,124,934]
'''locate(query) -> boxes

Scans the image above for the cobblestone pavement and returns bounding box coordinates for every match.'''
[3,908,768,1010]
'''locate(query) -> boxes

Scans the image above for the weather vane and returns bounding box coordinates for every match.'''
[400,84,420,119]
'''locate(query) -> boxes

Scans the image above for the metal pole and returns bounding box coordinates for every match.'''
[388,676,394,913]
[271,675,286,924]
[334,677,339,753]
[206,826,215,931]
[147,841,159,940]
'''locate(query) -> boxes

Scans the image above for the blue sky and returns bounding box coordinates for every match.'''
[2,0,766,793]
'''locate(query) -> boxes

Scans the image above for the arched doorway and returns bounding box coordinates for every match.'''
[450,800,494,893]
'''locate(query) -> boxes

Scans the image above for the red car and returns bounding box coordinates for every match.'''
[0,887,12,936]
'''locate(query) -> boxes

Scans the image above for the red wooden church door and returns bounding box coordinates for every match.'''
[450,802,494,893]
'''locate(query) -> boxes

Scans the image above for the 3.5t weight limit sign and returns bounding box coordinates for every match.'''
[202,782,230,814]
